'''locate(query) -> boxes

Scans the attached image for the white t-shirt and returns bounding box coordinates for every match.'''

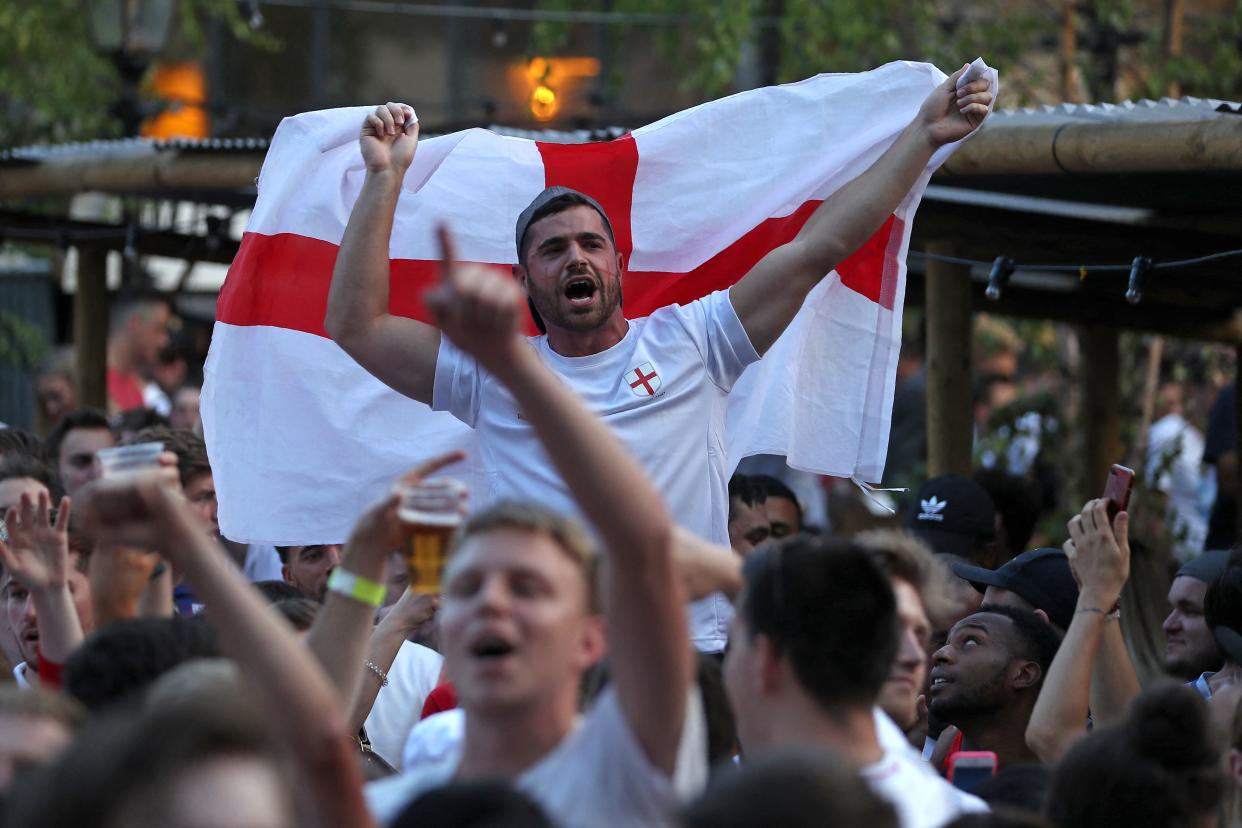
[1147,413,1208,560]
[867,709,988,828]
[433,290,760,652]
[363,641,444,770]
[242,543,284,583]
[366,688,707,827]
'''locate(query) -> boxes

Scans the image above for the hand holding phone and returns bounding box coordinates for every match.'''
[1103,464,1135,519]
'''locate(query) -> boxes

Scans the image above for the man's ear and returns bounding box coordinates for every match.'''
[615,251,625,274]
[281,565,292,584]
[1033,608,1051,627]
[512,264,528,288]
[755,634,784,695]
[575,614,607,670]
[1012,659,1042,691]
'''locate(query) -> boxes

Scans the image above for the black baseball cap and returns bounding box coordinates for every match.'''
[1176,549,1231,585]
[514,186,615,260]
[905,475,996,561]
[952,547,1079,631]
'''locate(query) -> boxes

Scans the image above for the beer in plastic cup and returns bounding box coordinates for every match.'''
[396,478,465,593]
[95,442,165,478]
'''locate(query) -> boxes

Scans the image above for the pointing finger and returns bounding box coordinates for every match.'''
[437,224,459,284]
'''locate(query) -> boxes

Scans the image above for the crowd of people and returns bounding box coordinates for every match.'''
[0,65,1239,828]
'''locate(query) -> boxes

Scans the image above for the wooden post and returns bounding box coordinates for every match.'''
[74,246,109,411]
[1235,343,1242,542]
[1080,326,1121,503]
[925,243,974,478]
[1060,0,1081,103]
[1164,0,1185,98]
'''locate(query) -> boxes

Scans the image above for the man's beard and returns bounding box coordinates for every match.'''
[530,269,622,333]
[929,665,1010,726]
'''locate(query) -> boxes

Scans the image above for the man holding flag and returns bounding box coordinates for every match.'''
[322,65,992,652]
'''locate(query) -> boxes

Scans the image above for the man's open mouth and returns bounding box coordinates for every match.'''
[470,634,516,660]
[564,278,598,306]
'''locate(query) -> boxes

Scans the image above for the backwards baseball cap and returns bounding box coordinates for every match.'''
[1176,549,1232,585]
[514,186,615,260]
[905,475,996,561]
[952,547,1079,631]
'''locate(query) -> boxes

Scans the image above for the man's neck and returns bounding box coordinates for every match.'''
[108,341,139,376]
[955,702,1039,769]
[544,316,630,358]
[759,700,885,767]
[1208,660,1242,694]
[457,698,579,780]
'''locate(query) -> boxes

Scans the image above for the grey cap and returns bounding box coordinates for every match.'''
[514,186,615,260]
[1176,549,1232,584]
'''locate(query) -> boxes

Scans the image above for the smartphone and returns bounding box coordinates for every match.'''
[1103,464,1135,519]
[947,751,998,792]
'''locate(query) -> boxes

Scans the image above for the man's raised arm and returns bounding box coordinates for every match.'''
[325,103,441,405]
[426,227,691,777]
[730,65,992,355]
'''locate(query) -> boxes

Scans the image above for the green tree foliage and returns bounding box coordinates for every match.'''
[532,0,1242,106]
[0,0,272,148]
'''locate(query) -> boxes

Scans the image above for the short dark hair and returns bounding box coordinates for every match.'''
[973,468,1042,558]
[0,454,62,501]
[738,537,898,710]
[728,474,767,523]
[394,779,552,828]
[1205,548,1242,635]
[518,192,617,335]
[273,597,319,631]
[0,427,46,464]
[124,426,210,488]
[754,474,803,524]
[253,579,304,602]
[6,697,283,828]
[1045,682,1224,828]
[44,408,112,466]
[975,603,1061,678]
[64,616,221,712]
[681,748,899,828]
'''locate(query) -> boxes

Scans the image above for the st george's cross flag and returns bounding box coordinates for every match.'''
[202,58,997,545]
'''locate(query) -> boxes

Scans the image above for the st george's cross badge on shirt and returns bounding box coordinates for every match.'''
[625,362,662,397]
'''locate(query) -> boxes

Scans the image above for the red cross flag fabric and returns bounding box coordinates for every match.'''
[203,59,997,545]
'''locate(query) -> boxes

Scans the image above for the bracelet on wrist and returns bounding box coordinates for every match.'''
[364,660,389,687]
[327,569,385,608]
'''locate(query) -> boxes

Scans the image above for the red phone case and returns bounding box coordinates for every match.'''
[947,750,998,783]
[1103,464,1135,518]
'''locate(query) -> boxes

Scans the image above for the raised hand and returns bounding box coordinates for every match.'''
[424,225,527,373]
[917,64,992,147]
[346,451,466,556]
[360,102,419,176]
[81,472,188,564]
[1065,498,1130,607]
[0,492,72,592]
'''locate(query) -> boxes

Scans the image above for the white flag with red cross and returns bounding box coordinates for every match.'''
[203,59,997,545]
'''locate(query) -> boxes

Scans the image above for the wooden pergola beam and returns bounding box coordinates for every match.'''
[0,153,263,199]
[941,118,1242,176]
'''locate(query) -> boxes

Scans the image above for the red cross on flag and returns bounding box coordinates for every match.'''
[203,59,997,544]
[626,363,662,398]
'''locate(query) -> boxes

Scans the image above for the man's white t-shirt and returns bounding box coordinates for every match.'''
[366,688,707,827]
[433,290,760,652]
[363,641,444,770]
[867,709,988,828]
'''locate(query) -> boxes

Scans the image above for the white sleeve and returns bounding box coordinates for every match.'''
[363,642,444,770]
[431,336,483,427]
[670,290,760,393]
